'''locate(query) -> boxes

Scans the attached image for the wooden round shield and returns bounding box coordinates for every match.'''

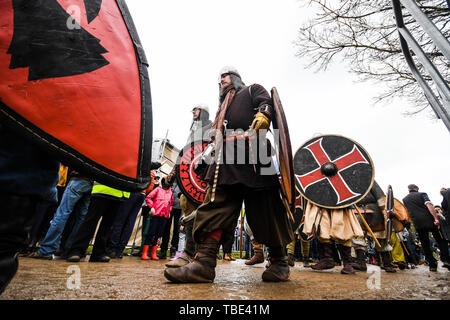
[175,140,209,205]
[294,134,375,209]
[271,87,295,214]
[393,198,411,232]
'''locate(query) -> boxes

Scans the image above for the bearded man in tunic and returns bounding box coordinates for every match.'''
[164,66,294,283]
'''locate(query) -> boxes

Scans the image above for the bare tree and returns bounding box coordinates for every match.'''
[295,0,449,116]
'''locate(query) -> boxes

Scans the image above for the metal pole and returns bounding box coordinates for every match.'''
[129,211,143,255]
[239,209,244,259]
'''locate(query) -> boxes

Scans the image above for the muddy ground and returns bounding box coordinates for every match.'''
[1,255,449,301]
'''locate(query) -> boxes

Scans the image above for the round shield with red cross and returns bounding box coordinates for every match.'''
[175,140,210,205]
[294,134,375,209]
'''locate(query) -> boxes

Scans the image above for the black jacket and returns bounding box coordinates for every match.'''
[441,189,450,217]
[205,84,278,189]
[403,190,434,230]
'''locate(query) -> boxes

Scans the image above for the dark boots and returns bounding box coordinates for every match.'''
[311,242,335,270]
[337,244,355,274]
[164,241,219,283]
[245,240,264,265]
[262,247,290,282]
[0,194,37,295]
[379,251,397,273]
[352,248,367,271]
[287,253,295,267]
[164,230,222,283]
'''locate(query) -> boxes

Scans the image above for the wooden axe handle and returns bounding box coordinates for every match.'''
[354,206,382,248]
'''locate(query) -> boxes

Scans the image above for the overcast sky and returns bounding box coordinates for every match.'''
[125,0,450,205]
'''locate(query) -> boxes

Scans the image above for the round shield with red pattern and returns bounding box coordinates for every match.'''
[294,134,374,209]
[175,140,209,205]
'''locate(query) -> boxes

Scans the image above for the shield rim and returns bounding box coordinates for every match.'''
[271,87,296,215]
[175,139,209,205]
[294,134,375,209]
[0,0,152,192]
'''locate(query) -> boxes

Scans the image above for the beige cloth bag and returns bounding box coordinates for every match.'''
[304,202,364,242]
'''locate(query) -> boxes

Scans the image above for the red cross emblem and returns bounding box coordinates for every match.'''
[296,138,370,205]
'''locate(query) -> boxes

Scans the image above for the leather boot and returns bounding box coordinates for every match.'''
[380,251,396,273]
[165,251,194,268]
[262,246,290,282]
[151,246,159,260]
[164,241,219,283]
[337,244,355,274]
[245,240,264,265]
[287,253,295,267]
[351,249,367,271]
[303,257,311,268]
[311,243,335,270]
[164,230,221,283]
[158,247,167,259]
[141,245,150,260]
[0,252,19,295]
[0,194,37,295]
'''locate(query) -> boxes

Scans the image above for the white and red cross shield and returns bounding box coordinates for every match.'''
[294,135,374,209]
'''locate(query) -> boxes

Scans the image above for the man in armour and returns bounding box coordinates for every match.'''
[164,66,294,283]
[165,104,212,268]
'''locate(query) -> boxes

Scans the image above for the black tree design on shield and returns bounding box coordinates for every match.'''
[7,0,109,81]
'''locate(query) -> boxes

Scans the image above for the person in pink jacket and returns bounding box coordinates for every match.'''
[141,177,174,260]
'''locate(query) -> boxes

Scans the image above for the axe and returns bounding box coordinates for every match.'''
[385,185,395,244]
[353,205,382,248]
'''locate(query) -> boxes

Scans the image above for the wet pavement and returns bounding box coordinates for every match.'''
[1,255,449,300]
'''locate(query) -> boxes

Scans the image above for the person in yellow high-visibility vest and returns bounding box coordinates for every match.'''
[65,182,130,262]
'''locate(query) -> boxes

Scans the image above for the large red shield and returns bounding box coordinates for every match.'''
[0,0,152,191]
[294,135,375,209]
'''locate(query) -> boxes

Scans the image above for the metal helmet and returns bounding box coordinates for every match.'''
[218,66,241,82]
[192,103,209,114]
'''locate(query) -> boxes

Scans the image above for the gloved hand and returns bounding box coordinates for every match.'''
[249,112,270,133]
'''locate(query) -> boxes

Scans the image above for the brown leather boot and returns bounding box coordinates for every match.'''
[245,251,264,265]
[165,251,194,268]
[245,240,264,265]
[164,241,219,283]
[351,249,367,271]
[262,247,290,282]
[311,243,335,270]
[287,253,295,267]
[380,251,396,273]
[337,244,355,274]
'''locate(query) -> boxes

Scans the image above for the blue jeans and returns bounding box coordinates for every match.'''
[38,179,92,255]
